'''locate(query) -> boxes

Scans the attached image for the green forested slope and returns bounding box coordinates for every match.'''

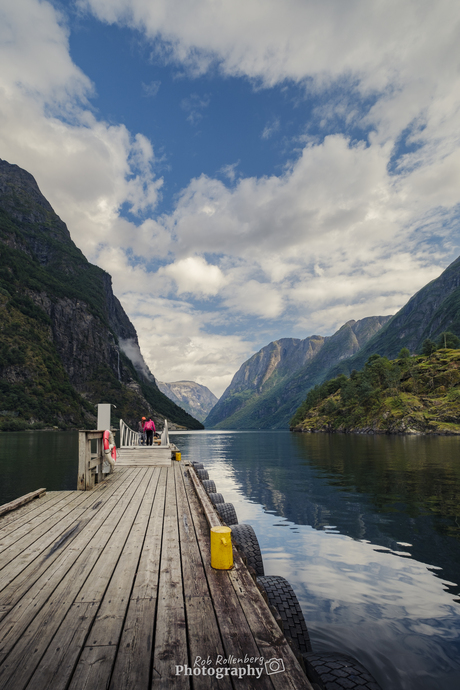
[291,349,460,435]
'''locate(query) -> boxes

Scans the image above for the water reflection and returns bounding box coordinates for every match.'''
[172,430,460,690]
[0,431,78,504]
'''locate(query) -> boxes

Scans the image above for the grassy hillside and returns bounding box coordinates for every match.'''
[291,349,460,435]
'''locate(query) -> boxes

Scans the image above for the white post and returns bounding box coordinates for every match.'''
[97,404,111,431]
[160,419,169,446]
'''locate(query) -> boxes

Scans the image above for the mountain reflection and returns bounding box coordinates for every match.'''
[175,430,460,597]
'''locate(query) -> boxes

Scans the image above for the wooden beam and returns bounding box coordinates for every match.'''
[187,467,221,529]
[0,489,46,518]
[78,432,87,491]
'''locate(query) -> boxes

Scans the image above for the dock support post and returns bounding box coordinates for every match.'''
[78,430,106,490]
[78,431,87,490]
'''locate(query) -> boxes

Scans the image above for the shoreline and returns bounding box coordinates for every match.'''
[290,425,460,436]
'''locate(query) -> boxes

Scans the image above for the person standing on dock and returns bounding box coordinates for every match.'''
[138,417,146,445]
[144,418,156,445]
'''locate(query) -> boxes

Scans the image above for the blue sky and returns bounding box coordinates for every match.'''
[1,0,460,396]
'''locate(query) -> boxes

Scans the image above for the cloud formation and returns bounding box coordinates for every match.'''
[1,0,460,396]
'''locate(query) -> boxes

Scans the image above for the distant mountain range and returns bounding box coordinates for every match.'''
[0,159,203,431]
[205,254,460,430]
[156,380,218,423]
[205,316,391,429]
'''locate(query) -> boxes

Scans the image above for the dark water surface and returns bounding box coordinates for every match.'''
[1,430,460,689]
[0,431,78,503]
[171,430,460,690]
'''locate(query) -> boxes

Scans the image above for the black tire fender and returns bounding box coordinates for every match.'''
[215,502,238,526]
[196,469,209,481]
[256,575,312,654]
[302,652,382,690]
[201,480,217,494]
[231,523,264,575]
[208,492,225,505]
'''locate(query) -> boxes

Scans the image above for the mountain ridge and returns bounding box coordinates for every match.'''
[0,158,203,431]
[156,380,218,423]
[205,316,391,429]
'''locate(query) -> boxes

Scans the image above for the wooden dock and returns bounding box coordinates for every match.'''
[116,445,173,466]
[0,461,312,689]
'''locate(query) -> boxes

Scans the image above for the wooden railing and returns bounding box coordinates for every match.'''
[78,430,111,490]
[120,419,139,448]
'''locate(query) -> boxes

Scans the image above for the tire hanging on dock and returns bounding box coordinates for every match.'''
[196,469,210,481]
[215,502,238,526]
[256,576,312,654]
[208,492,225,505]
[202,480,217,494]
[302,652,382,690]
[230,524,264,575]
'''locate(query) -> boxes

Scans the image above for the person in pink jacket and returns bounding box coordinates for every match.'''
[144,418,156,445]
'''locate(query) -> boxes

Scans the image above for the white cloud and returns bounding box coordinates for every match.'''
[2,0,460,398]
[160,256,227,297]
[118,293,254,397]
[0,0,163,263]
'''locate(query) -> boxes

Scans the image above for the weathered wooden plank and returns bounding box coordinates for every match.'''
[74,469,152,606]
[109,596,156,690]
[0,495,92,566]
[175,463,232,689]
[108,468,168,690]
[175,465,209,598]
[26,470,160,690]
[0,469,134,604]
[84,468,160,646]
[130,468,167,601]
[0,474,122,553]
[185,596,236,689]
[152,466,189,689]
[0,491,77,540]
[187,467,221,528]
[0,477,125,577]
[67,646,117,690]
[0,469,148,690]
[0,491,73,532]
[183,466,274,690]
[0,489,46,518]
[25,602,98,690]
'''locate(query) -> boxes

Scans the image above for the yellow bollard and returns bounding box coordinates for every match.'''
[210,526,233,569]
[175,452,181,462]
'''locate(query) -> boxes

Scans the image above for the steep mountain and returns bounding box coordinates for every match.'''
[205,316,391,429]
[323,255,460,381]
[0,158,203,431]
[156,380,218,423]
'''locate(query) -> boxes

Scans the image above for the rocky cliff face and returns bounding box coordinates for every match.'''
[325,255,460,380]
[205,316,391,430]
[156,380,218,423]
[0,158,203,430]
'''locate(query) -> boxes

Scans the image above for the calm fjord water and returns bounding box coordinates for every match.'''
[1,429,460,689]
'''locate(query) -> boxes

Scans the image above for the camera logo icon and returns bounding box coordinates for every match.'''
[265,658,285,675]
